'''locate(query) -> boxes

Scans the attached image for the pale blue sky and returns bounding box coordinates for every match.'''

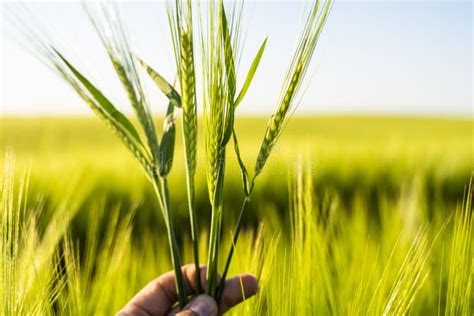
[1,0,472,116]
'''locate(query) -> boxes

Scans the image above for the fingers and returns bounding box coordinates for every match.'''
[172,274,258,315]
[218,274,258,314]
[118,264,207,316]
[117,266,258,316]
[175,295,218,316]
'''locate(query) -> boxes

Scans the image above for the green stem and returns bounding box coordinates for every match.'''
[151,172,188,308]
[185,175,202,293]
[206,157,226,297]
[215,194,250,302]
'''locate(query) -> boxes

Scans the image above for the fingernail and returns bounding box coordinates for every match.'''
[184,295,217,316]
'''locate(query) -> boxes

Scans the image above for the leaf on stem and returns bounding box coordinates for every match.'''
[159,102,177,176]
[135,55,182,109]
[234,37,267,108]
[53,49,144,148]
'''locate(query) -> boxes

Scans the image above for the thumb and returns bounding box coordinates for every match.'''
[175,295,218,316]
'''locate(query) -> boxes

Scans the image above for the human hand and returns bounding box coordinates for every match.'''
[117,264,258,316]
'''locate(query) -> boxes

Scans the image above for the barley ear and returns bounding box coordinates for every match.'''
[53,49,144,149]
[86,4,160,162]
[254,0,332,178]
[46,49,153,176]
[220,1,236,146]
[179,29,198,176]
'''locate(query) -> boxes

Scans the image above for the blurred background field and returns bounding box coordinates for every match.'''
[1,115,471,233]
[1,115,472,314]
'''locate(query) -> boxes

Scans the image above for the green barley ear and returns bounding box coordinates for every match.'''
[199,0,258,198]
[30,42,153,176]
[10,7,154,177]
[14,15,154,176]
[85,3,160,163]
[218,1,266,190]
[200,0,224,203]
[54,53,152,176]
[199,0,241,201]
[220,1,237,146]
[53,49,144,148]
[179,29,198,176]
[254,0,332,178]
[219,0,265,146]
[167,0,198,177]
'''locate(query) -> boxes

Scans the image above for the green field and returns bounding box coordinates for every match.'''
[1,116,473,314]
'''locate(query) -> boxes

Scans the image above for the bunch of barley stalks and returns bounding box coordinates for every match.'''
[22,0,332,307]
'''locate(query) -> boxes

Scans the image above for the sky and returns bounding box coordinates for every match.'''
[0,0,472,117]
